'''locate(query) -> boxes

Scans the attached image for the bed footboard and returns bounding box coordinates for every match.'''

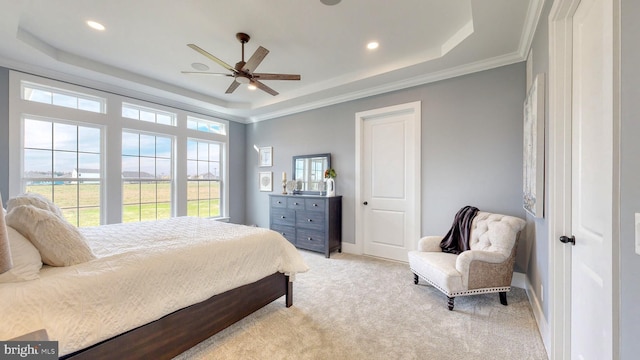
[62,272,291,360]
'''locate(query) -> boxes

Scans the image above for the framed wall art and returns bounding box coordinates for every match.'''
[259,171,273,192]
[259,146,273,167]
[523,73,545,218]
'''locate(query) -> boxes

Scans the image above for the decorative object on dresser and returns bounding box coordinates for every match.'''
[269,195,342,258]
[323,168,336,197]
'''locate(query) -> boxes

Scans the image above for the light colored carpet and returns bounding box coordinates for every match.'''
[175,250,548,360]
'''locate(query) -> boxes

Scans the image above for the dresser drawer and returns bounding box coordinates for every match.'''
[305,198,325,212]
[287,197,305,210]
[271,225,296,244]
[271,209,295,226]
[296,228,326,252]
[296,211,325,231]
[271,196,287,209]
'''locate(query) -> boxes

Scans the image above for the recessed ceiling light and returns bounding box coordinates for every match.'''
[367,41,379,50]
[191,63,209,71]
[86,20,105,31]
[320,0,341,5]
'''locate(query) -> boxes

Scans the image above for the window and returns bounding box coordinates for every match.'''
[187,139,221,218]
[122,103,176,126]
[10,73,229,226]
[21,82,106,113]
[21,117,102,226]
[187,116,226,135]
[122,131,173,222]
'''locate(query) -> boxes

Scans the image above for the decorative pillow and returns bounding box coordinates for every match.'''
[6,205,95,267]
[7,193,64,218]
[0,226,43,283]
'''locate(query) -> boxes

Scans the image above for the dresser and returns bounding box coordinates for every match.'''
[269,195,342,258]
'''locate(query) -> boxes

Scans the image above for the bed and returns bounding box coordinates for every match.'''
[0,215,309,359]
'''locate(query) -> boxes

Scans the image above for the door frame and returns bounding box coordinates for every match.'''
[349,101,421,257]
[547,0,620,358]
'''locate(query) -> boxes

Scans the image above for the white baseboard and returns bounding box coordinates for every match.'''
[341,242,361,255]
[524,276,551,358]
[511,271,526,289]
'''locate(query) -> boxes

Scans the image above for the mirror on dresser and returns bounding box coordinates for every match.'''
[292,153,331,195]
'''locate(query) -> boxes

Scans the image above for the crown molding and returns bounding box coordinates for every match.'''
[248,51,525,123]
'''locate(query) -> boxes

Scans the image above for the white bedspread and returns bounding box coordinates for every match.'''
[0,217,308,356]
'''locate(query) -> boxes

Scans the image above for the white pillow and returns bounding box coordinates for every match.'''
[7,193,64,218]
[0,226,43,283]
[6,205,95,267]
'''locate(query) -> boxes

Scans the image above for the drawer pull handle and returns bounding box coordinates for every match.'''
[281,232,286,235]
[280,216,286,219]
[307,237,313,241]
[312,203,318,207]
[307,219,312,222]
[294,202,299,205]
[277,201,282,204]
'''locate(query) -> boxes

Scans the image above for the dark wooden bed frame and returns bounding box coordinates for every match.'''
[61,272,292,360]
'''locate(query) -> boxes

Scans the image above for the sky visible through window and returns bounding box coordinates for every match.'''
[23,118,101,178]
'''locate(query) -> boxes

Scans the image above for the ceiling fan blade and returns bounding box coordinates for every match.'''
[253,80,279,96]
[181,71,233,77]
[242,46,269,73]
[225,80,241,94]
[187,44,235,73]
[253,73,301,81]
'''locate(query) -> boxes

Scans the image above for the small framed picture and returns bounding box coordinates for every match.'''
[259,146,273,167]
[259,171,273,192]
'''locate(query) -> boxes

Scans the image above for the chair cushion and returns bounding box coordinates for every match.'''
[408,251,464,295]
[468,212,526,257]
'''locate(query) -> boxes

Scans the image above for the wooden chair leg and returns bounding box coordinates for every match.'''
[447,296,455,311]
[413,274,419,284]
[499,291,508,306]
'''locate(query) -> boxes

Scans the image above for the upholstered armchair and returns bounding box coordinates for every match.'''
[408,212,526,310]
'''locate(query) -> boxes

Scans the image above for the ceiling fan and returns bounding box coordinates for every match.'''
[183,32,301,96]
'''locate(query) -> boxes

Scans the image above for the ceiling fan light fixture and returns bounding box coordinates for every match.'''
[236,76,250,85]
[320,0,341,5]
[248,81,257,91]
[191,62,209,71]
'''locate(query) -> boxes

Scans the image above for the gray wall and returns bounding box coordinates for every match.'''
[227,120,246,224]
[525,0,552,323]
[620,0,640,357]
[245,63,528,269]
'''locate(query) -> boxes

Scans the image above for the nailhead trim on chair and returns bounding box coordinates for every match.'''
[411,268,511,297]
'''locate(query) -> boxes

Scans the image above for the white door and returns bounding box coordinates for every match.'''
[570,0,613,358]
[355,102,420,262]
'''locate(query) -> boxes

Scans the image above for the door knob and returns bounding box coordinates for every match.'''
[559,235,575,245]
[363,201,368,205]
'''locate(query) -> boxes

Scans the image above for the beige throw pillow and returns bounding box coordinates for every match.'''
[6,205,95,267]
[0,226,43,283]
[7,193,64,218]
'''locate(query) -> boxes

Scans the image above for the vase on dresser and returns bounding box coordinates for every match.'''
[325,178,335,197]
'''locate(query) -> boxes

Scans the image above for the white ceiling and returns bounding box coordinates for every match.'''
[0,0,542,123]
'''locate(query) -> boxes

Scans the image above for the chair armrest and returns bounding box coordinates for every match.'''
[417,236,444,252]
[455,250,507,276]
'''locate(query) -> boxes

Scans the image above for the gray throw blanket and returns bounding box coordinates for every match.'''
[439,206,479,254]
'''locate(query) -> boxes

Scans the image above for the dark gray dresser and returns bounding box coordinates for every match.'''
[269,195,342,258]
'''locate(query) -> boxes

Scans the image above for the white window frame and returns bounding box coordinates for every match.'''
[8,71,230,225]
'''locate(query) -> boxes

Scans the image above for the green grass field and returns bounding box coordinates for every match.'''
[26,181,220,227]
